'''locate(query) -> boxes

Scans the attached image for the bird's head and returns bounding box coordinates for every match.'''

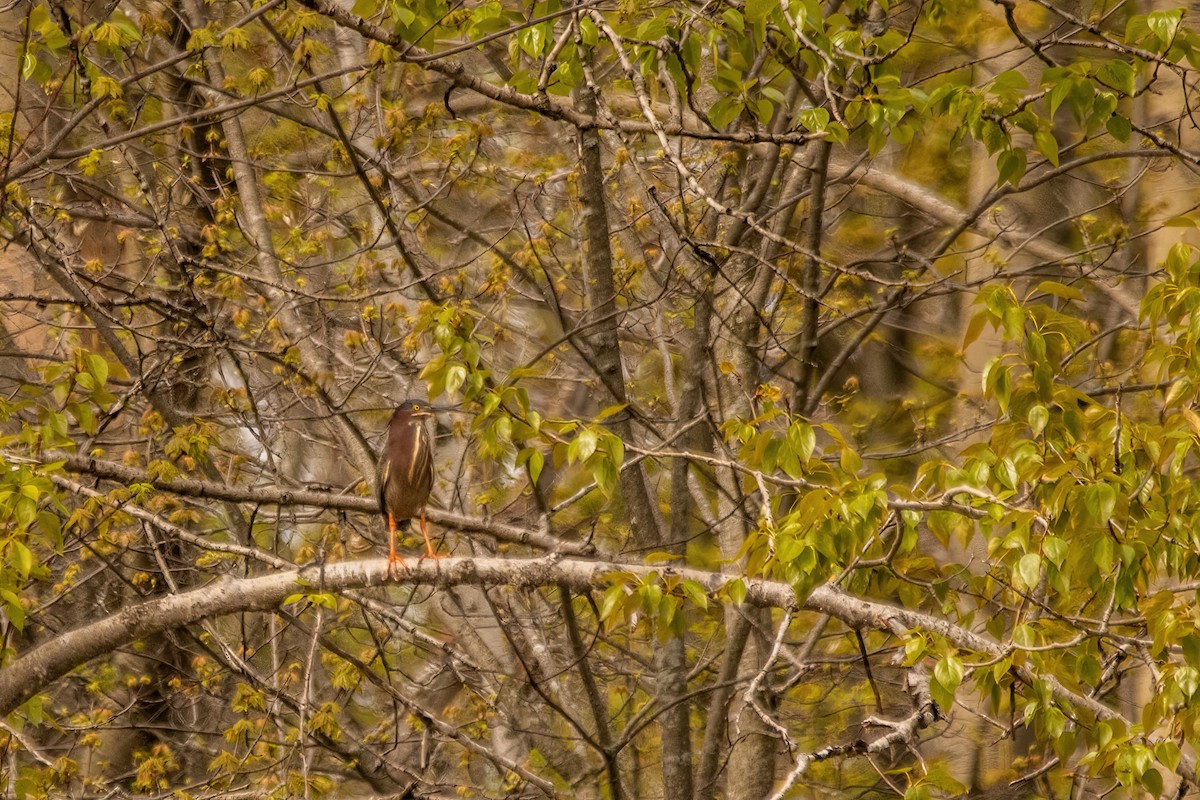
[394,399,440,419]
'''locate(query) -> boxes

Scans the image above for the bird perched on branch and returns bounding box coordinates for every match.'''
[377,399,444,577]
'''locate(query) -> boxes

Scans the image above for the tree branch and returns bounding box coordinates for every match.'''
[36,450,592,556]
[2,554,1189,789]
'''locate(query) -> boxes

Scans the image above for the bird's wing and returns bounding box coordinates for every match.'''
[416,426,435,498]
[406,426,426,484]
[376,457,390,518]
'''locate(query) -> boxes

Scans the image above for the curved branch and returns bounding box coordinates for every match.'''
[1,552,1185,793]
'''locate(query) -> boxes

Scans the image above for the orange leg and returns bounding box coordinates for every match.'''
[419,511,445,559]
[387,513,404,579]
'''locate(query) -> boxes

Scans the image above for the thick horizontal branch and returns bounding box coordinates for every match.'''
[0,553,1146,755]
[4,457,1148,751]
[41,451,592,556]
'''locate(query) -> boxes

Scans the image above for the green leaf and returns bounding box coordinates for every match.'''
[579,16,598,47]
[19,694,46,725]
[1048,79,1072,117]
[599,582,627,623]
[1034,129,1059,166]
[904,635,927,664]
[86,354,110,385]
[981,119,1006,155]
[568,429,598,464]
[593,457,618,498]
[1043,536,1068,567]
[962,309,989,351]
[996,457,1018,490]
[641,581,663,613]
[1066,79,1094,121]
[1141,768,1163,796]
[1175,665,1199,698]
[389,2,416,26]
[78,149,104,176]
[21,51,39,81]
[991,68,1028,95]
[283,592,337,609]
[231,682,267,712]
[982,356,1012,411]
[725,577,747,606]
[1078,652,1101,687]
[1096,60,1135,95]
[492,415,512,443]
[681,579,709,609]
[1028,404,1049,436]
[904,786,931,800]
[36,511,62,549]
[1,588,25,630]
[635,10,670,40]
[996,149,1026,187]
[1090,91,1117,131]
[444,363,467,397]
[1015,552,1041,591]
[708,97,743,129]
[308,593,337,609]
[1156,740,1181,771]
[825,121,849,145]
[744,0,775,24]
[1106,114,1132,142]
[1147,9,1182,45]
[8,540,33,580]
[752,98,774,124]
[527,449,544,485]
[935,654,964,688]
[109,11,141,42]
[1053,728,1077,763]
[479,392,501,418]
[722,8,744,33]
[595,403,628,421]
[1093,536,1114,572]
[797,107,830,133]
[1036,280,1083,301]
[761,86,786,104]
[605,434,624,468]
[31,4,69,52]
[1083,483,1117,524]
[931,654,963,708]
[787,422,816,462]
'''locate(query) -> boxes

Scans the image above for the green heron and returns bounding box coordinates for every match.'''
[376,400,443,576]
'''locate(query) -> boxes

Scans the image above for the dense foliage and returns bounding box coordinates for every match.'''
[3,0,1200,797]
